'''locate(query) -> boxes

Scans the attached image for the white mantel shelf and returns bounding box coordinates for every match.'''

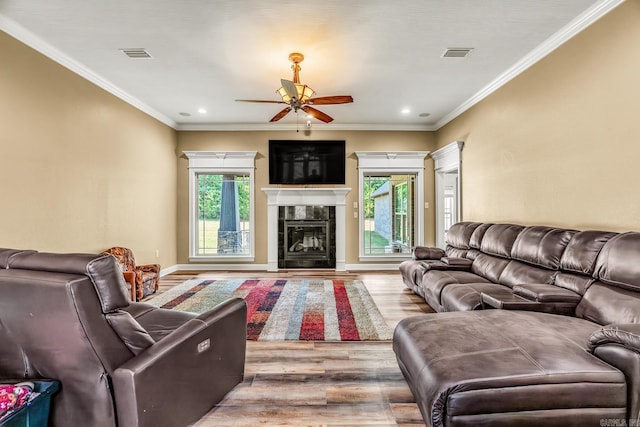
[262,187,351,271]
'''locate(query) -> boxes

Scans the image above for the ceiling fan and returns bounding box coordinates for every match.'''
[235,52,353,123]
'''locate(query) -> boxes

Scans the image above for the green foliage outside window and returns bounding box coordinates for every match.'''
[197,174,250,220]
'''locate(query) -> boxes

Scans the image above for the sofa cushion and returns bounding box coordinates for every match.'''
[497,260,556,288]
[554,272,596,296]
[576,283,640,326]
[510,226,575,269]
[446,222,482,250]
[420,270,490,309]
[594,232,640,292]
[470,253,510,283]
[393,310,627,427]
[560,230,616,275]
[574,232,640,325]
[469,223,493,250]
[479,224,524,258]
[440,282,509,312]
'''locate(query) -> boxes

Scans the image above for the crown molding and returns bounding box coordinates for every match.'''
[174,122,437,132]
[435,0,625,130]
[0,15,177,129]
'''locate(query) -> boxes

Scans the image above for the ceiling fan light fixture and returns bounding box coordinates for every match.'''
[277,84,315,103]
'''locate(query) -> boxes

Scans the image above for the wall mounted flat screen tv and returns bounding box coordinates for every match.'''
[269,140,346,185]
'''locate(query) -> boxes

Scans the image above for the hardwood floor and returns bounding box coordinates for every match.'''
[156,270,434,427]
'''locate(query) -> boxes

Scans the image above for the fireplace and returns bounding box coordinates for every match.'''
[279,206,335,268]
[262,188,350,271]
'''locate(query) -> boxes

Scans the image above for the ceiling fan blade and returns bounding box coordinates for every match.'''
[308,95,353,105]
[301,106,334,123]
[235,99,285,104]
[281,79,298,100]
[270,107,292,122]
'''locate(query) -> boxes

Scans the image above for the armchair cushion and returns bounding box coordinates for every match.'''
[102,247,160,301]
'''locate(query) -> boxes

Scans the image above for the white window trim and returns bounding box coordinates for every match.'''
[431,141,464,248]
[184,151,257,262]
[355,151,429,261]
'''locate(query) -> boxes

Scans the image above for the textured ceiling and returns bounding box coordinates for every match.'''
[0,0,620,130]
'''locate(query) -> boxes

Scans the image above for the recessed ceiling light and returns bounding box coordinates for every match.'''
[179,112,191,117]
[401,107,411,115]
[197,108,207,114]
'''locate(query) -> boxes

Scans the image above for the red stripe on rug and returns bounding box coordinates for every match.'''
[299,309,324,340]
[333,279,360,340]
[245,279,286,340]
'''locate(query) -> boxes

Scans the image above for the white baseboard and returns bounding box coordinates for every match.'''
[161,262,401,275]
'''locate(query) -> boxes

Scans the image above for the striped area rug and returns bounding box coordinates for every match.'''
[148,278,392,341]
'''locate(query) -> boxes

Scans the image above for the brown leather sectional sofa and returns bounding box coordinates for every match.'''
[0,249,247,427]
[395,222,640,426]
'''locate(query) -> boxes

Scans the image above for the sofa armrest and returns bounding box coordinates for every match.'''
[441,257,473,269]
[412,246,445,260]
[588,324,640,354]
[112,298,247,427]
[513,283,582,304]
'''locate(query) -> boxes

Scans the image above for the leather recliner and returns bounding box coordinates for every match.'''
[0,248,247,427]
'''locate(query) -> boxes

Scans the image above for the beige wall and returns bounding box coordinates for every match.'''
[0,31,178,266]
[435,1,640,232]
[5,1,636,271]
[176,130,436,265]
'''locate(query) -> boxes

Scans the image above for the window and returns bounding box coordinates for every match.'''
[355,151,428,261]
[185,151,256,261]
[196,173,250,256]
[363,174,416,255]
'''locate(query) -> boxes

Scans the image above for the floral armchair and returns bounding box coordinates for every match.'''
[101,247,160,301]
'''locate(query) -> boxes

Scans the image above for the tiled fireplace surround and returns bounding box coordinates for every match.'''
[262,188,350,271]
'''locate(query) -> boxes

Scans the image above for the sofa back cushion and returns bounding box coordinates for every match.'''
[469,223,493,250]
[479,224,524,258]
[471,253,510,284]
[498,260,557,288]
[446,222,483,250]
[560,230,617,275]
[510,226,575,269]
[576,282,640,325]
[576,232,640,325]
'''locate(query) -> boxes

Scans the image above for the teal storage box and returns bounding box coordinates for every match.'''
[0,380,60,427]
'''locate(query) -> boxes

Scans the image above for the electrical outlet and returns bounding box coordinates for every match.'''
[425,202,430,209]
[353,201,358,209]
[353,211,358,218]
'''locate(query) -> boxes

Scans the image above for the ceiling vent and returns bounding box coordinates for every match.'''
[120,48,152,59]
[442,48,473,58]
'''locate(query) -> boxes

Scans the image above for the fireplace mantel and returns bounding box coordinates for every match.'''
[262,188,351,271]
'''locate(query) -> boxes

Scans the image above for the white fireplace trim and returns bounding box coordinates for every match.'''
[262,188,351,271]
